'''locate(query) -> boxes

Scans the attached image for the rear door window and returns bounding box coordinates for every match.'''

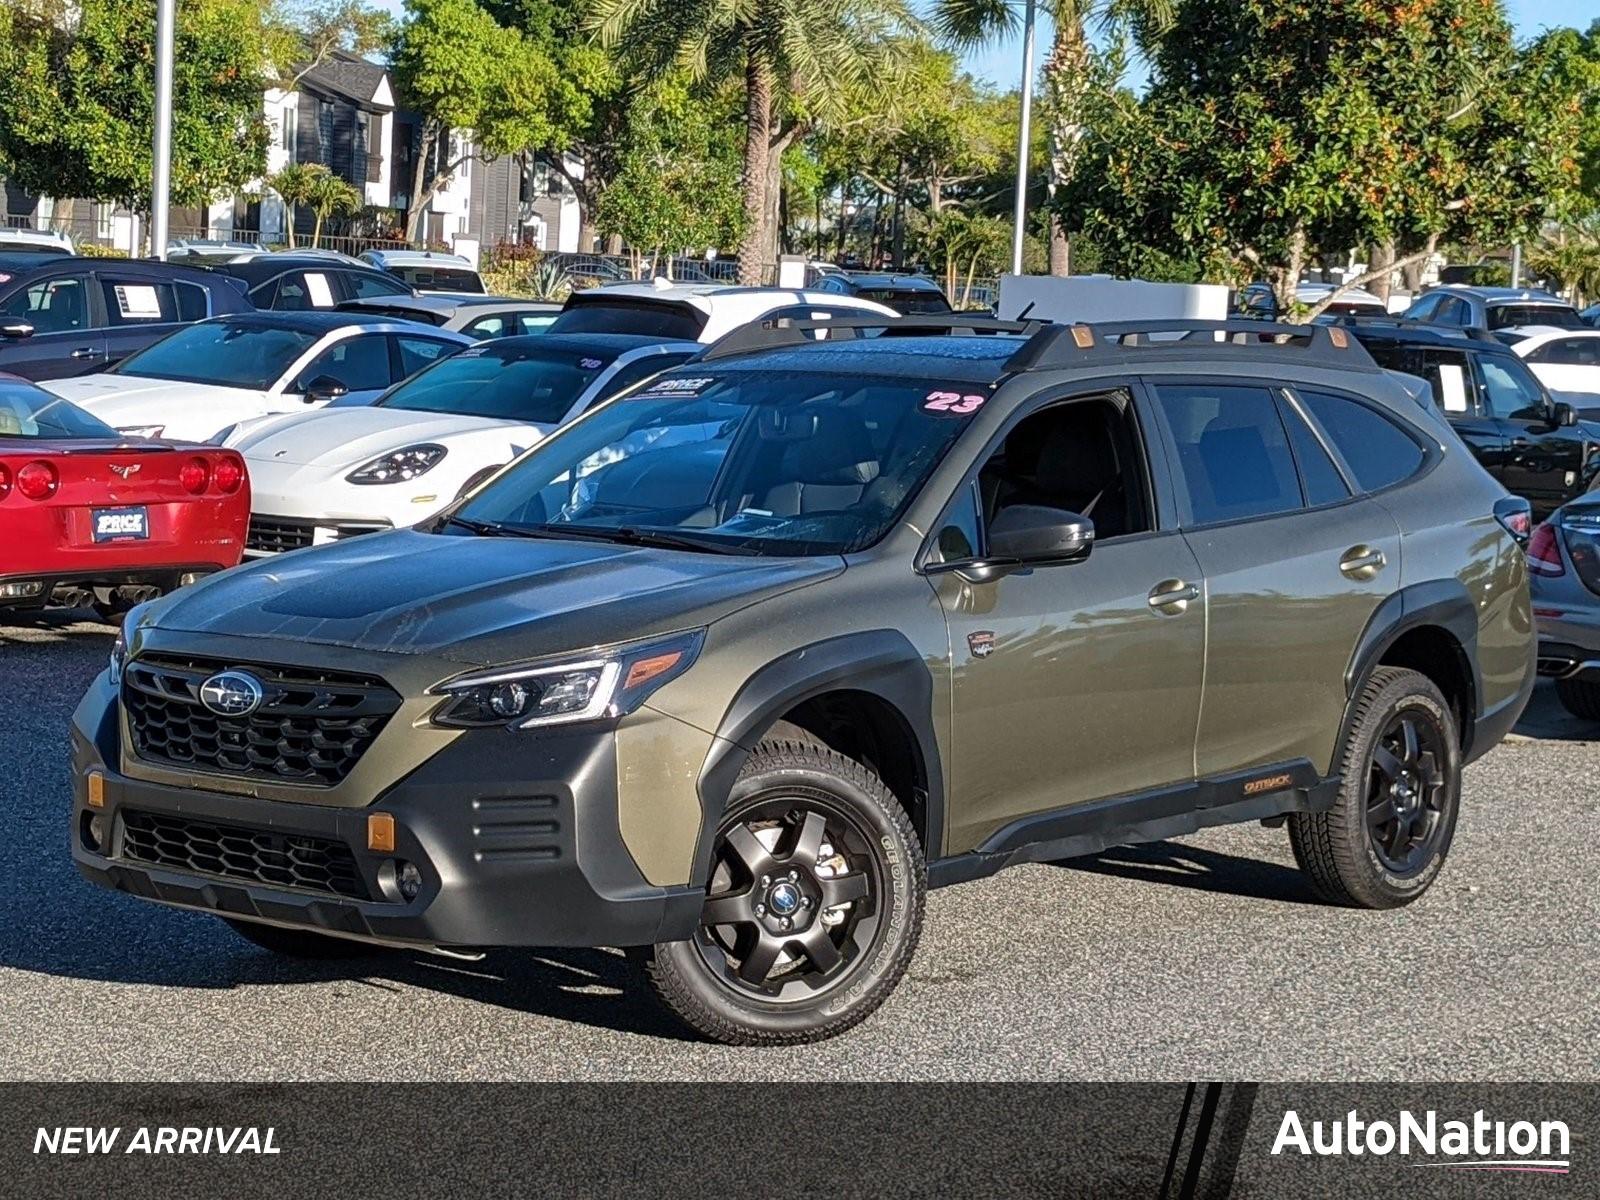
[1477,355,1548,421]
[1297,390,1426,494]
[1278,395,1351,506]
[97,276,180,325]
[1155,383,1303,525]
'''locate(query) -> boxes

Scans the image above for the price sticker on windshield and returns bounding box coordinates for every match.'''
[643,376,715,397]
[923,390,987,416]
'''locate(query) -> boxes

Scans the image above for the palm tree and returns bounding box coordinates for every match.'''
[264,162,322,248]
[588,0,914,285]
[305,171,363,248]
[933,0,1173,274]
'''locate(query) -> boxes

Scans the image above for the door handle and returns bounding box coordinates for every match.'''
[1147,579,1200,613]
[1510,438,1531,449]
[69,347,103,359]
[1339,545,1387,580]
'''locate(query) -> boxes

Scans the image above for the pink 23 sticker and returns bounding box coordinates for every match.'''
[923,390,986,415]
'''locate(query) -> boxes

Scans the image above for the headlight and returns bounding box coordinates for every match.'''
[117,425,165,439]
[430,630,704,729]
[107,601,152,686]
[346,444,447,485]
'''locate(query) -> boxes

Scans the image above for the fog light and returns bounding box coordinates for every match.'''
[82,811,105,852]
[398,861,422,901]
[86,771,105,809]
[0,581,43,599]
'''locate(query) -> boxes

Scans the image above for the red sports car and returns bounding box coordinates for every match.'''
[0,373,249,620]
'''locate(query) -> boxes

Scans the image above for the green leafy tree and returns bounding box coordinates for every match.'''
[263,162,324,247]
[587,0,916,284]
[933,0,1175,274]
[303,166,363,245]
[390,0,567,244]
[0,0,271,219]
[1057,0,1588,318]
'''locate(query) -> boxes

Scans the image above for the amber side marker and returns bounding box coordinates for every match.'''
[624,651,684,690]
[1328,327,1349,349]
[86,772,105,809]
[368,813,396,853]
[1071,325,1095,349]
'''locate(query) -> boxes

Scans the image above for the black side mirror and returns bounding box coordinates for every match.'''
[1553,401,1577,428]
[303,374,349,404]
[0,320,35,339]
[988,505,1096,563]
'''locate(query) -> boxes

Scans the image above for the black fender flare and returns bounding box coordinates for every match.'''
[1337,578,1482,766]
[692,630,944,887]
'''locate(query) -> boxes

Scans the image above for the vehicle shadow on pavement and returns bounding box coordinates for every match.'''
[1050,840,1325,905]
[1508,680,1600,743]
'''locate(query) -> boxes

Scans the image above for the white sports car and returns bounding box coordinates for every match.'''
[224,333,699,555]
[40,312,470,442]
[1511,328,1600,405]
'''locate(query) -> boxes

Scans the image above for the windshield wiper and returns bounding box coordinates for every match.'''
[442,515,545,539]
[534,523,760,556]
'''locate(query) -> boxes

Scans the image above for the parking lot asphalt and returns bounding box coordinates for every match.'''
[2,612,1596,1082]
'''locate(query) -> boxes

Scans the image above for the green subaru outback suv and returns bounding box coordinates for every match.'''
[72,317,1536,1044]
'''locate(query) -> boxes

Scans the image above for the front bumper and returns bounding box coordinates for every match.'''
[70,671,704,949]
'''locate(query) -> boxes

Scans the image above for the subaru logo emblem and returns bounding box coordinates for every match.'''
[768,882,801,916]
[198,670,265,717]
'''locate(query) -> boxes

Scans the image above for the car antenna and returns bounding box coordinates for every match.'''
[1016,301,1037,320]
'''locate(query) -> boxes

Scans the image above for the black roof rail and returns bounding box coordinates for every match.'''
[700,314,1046,362]
[1002,318,1376,372]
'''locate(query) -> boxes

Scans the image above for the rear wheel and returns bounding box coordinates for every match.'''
[1555,676,1600,722]
[222,917,385,959]
[636,735,924,1044]
[1289,667,1460,908]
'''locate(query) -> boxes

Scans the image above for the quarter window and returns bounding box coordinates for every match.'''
[394,335,455,378]
[1298,390,1425,493]
[1156,383,1302,525]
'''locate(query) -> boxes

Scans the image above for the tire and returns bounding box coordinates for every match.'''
[1289,666,1461,908]
[635,734,925,1045]
[1555,676,1600,722]
[222,917,385,959]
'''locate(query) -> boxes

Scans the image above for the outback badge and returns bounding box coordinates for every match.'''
[967,630,996,659]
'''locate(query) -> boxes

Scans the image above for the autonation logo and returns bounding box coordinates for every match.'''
[1273,1108,1571,1174]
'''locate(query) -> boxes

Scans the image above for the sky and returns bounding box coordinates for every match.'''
[961,0,1600,91]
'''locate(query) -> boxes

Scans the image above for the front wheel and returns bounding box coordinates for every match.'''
[636,736,924,1045]
[1289,666,1461,908]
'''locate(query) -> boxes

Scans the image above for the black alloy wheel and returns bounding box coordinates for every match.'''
[1364,709,1451,875]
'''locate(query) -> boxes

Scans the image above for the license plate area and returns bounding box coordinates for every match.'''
[92,506,149,542]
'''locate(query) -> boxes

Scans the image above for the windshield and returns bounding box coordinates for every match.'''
[395,267,485,293]
[859,288,952,315]
[0,380,119,438]
[1487,303,1584,330]
[378,343,611,423]
[112,321,317,389]
[453,370,987,555]
[548,298,707,341]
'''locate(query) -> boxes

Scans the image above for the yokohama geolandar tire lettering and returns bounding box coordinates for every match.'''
[1289,666,1462,908]
[634,735,925,1045]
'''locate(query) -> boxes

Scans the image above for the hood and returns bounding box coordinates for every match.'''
[232,405,543,468]
[41,376,257,422]
[146,528,843,667]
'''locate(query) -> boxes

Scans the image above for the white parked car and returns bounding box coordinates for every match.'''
[40,313,470,442]
[360,249,485,295]
[221,333,699,555]
[549,280,899,342]
[1512,328,1600,405]
[0,228,74,256]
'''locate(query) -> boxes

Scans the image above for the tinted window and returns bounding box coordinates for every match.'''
[1280,398,1351,506]
[858,288,953,315]
[1478,355,1548,420]
[1299,390,1424,493]
[548,298,707,341]
[589,353,693,407]
[111,321,318,388]
[1529,337,1600,366]
[296,334,392,392]
[175,282,209,322]
[462,312,513,340]
[380,343,613,424]
[1403,293,1441,320]
[394,334,456,378]
[517,312,557,336]
[99,277,178,326]
[1435,298,1469,326]
[346,270,413,299]
[2,274,89,333]
[1157,383,1302,525]
[1487,303,1583,331]
[394,266,484,293]
[0,379,118,438]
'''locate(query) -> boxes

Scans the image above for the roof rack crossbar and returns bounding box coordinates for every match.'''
[1002,318,1375,372]
[701,315,1045,361]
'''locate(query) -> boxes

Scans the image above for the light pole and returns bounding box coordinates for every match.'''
[150,0,175,260]
[1010,0,1038,276]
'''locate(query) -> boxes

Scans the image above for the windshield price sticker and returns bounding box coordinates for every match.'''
[644,376,715,397]
[114,284,163,319]
[579,357,603,369]
[923,389,987,416]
